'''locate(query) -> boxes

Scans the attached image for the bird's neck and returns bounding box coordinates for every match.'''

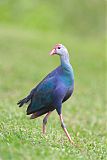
[60,53,74,85]
[60,53,71,71]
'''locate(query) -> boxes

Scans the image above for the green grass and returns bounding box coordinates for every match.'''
[0,0,106,160]
[0,26,106,160]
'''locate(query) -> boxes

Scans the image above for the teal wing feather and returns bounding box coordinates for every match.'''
[27,76,56,114]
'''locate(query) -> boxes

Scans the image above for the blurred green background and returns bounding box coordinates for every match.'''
[0,0,105,35]
[0,0,106,160]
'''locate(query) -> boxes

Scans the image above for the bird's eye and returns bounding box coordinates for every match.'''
[58,47,61,49]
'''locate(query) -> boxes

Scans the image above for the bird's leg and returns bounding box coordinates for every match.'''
[59,114,74,144]
[43,111,51,134]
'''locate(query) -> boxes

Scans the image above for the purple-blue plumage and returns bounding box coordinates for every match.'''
[17,44,74,143]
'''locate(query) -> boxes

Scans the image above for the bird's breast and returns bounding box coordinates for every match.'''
[58,73,74,88]
[62,86,74,103]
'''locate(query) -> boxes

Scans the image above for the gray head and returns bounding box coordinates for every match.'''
[50,44,69,57]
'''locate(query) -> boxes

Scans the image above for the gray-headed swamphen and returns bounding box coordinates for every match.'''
[17,44,74,144]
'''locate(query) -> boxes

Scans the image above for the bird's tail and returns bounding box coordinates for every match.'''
[17,95,31,107]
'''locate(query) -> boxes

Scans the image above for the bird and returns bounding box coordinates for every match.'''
[17,44,74,144]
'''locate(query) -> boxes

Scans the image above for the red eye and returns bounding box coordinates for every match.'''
[58,46,61,49]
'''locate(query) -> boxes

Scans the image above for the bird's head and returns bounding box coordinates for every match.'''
[50,44,69,57]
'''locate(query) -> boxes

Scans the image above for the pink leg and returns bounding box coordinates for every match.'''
[59,114,74,144]
[43,111,51,134]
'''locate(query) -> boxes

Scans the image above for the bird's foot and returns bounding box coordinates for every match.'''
[69,138,74,145]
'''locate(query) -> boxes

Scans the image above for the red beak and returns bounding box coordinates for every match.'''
[49,48,56,55]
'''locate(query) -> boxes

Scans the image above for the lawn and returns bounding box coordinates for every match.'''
[0,0,106,160]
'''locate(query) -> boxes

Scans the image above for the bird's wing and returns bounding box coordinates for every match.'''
[17,66,61,108]
[27,76,56,114]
